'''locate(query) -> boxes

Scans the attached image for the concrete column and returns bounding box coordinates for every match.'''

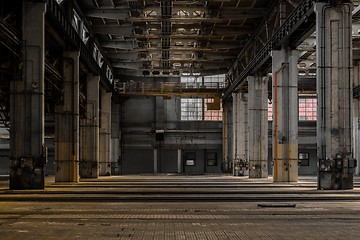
[177,148,182,174]
[55,51,80,183]
[238,93,249,176]
[227,101,233,172]
[315,2,354,189]
[9,2,46,189]
[353,63,360,175]
[99,88,112,176]
[271,49,299,182]
[111,102,120,175]
[154,149,158,173]
[232,93,239,175]
[80,74,100,178]
[247,76,268,178]
[222,101,229,172]
[222,100,233,172]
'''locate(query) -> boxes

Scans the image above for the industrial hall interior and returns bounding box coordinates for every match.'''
[1,0,360,239]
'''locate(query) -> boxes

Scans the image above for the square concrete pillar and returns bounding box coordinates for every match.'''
[232,93,239,175]
[111,102,121,175]
[222,101,229,172]
[9,2,46,189]
[233,92,249,176]
[271,49,299,182]
[239,93,249,176]
[55,51,80,183]
[315,2,354,189]
[247,76,268,178]
[80,74,100,178]
[99,88,112,176]
[222,101,232,172]
[353,63,360,175]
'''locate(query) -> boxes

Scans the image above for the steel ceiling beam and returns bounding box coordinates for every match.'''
[78,0,275,78]
[223,0,315,100]
[85,10,129,20]
[92,25,253,36]
[100,42,243,50]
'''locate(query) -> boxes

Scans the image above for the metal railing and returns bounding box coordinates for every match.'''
[115,81,224,97]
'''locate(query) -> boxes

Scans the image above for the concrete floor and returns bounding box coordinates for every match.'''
[0,175,360,239]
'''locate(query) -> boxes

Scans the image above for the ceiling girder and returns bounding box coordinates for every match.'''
[224,0,315,99]
[100,40,243,50]
[79,0,275,78]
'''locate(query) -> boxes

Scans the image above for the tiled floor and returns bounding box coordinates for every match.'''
[0,175,360,239]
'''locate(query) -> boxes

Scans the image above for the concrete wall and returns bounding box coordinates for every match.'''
[298,148,318,175]
[158,149,178,173]
[122,149,154,174]
[183,149,222,174]
[120,91,223,174]
[0,148,9,175]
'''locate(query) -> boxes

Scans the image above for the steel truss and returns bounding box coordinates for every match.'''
[223,0,315,100]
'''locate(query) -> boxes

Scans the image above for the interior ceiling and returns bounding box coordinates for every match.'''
[78,0,280,78]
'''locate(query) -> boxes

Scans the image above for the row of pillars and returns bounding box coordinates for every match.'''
[9,2,116,189]
[225,1,357,182]
[228,60,297,182]
[7,1,359,188]
[56,53,113,182]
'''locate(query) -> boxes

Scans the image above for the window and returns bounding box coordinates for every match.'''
[180,74,223,121]
[181,98,222,121]
[177,10,190,17]
[204,74,225,88]
[181,98,202,120]
[204,74,225,83]
[72,10,81,33]
[194,10,205,18]
[204,98,222,120]
[185,152,196,166]
[207,152,217,166]
[299,96,317,121]
[268,99,273,121]
[93,45,99,61]
[299,152,310,166]
[144,10,157,17]
[81,25,89,45]
[181,76,202,88]
[268,95,317,121]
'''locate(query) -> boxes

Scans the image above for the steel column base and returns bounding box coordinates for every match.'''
[318,172,354,190]
[79,161,98,178]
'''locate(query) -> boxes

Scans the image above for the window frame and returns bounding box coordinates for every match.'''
[298,152,310,166]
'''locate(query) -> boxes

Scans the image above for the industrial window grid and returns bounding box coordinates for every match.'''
[299,97,317,121]
[181,98,203,121]
[268,99,273,121]
[204,74,226,83]
[268,95,317,121]
[180,76,202,88]
[204,98,223,121]
[180,74,224,121]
